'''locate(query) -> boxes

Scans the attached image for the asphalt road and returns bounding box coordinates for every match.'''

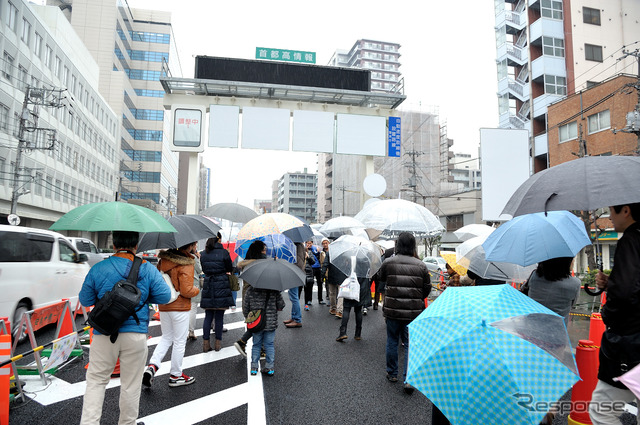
[7,291,639,425]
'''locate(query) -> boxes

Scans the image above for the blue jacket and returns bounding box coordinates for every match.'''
[79,252,170,335]
[200,243,234,309]
[308,245,321,269]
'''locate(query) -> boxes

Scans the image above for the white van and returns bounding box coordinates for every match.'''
[0,225,90,341]
[66,237,109,267]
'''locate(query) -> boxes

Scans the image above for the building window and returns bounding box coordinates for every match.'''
[2,52,14,81]
[541,0,563,20]
[542,36,564,57]
[559,121,577,143]
[7,2,18,32]
[544,74,566,95]
[586,81,598,88]
[44,45,52,68]
[0,103,9,129]
[21,18,31,45]
[588,110,610,134]
[134,89,164,98]
[62,66,69,87]
[129,31,170,44]
[497,59,508,81]
[583,7,600,25]
[446,214,464,232]
[34,32,42,57]
[18,65,27,91]
[128,50,169,62]
[585,44,603,62]
[54,179,62,201]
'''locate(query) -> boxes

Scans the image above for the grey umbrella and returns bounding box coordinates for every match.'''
[137,214,221,252]
[502,155,640,217]
[239,258,306,291]
[201,202,258,223]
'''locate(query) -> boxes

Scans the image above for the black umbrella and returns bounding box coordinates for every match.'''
[502,155,640,217]
[239,258,306,291]
[201,202,258,223]
[137,215,221,252]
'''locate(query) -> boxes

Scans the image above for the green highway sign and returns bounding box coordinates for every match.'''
[255,47,316,64]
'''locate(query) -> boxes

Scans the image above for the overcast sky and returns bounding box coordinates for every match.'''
[127,0,499,209]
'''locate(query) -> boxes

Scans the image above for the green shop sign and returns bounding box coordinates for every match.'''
[255,47,316,64]
[590,231,619,241]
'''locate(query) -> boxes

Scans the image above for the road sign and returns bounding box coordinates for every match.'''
[255,47,316,64]
[388,117,401,157]
[7,214,20,226]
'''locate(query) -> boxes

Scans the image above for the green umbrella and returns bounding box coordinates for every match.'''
[50,202,177,233]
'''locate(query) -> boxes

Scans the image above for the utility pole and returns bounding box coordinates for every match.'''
[404,149,422,203]
[617,49,640,153]
[10,87,61,219]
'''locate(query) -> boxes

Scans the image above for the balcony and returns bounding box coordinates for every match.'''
[529,17,564,44]
[534,132,548,156]
[531,56,566,82]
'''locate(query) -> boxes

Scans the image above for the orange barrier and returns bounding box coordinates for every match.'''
[567,340,599,425]
[600,292,607,306]
[588,314,605,350]
[84,328,120,377]
[0,334,10,425]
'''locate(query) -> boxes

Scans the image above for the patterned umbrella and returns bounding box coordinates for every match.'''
[407,285,579,425]
[235,234,297,263]
[236,213,307,240]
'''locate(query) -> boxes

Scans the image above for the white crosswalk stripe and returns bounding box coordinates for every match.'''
[18,311,266,423]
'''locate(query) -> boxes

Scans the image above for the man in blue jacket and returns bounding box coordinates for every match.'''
[79,231,170,425]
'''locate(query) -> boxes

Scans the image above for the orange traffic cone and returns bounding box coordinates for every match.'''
[58,299,74,338]
[84,328,120,377]
[567,340,599,425]
[0,334,10,425]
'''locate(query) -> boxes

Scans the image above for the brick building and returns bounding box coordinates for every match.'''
[547,74,638,166]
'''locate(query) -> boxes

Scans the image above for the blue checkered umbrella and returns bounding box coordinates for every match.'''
[235,233,296,263]
[407,284,579,425]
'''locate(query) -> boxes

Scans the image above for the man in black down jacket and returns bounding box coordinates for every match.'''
[380,232,431,395]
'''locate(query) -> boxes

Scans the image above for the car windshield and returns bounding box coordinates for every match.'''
[0,231,53,262]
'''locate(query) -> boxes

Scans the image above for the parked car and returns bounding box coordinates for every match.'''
[66,237,109,267]
[139,250,159,265]
[423,256,448,274]
[0,225,90,341]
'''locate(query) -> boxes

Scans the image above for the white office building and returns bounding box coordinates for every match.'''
[0,0,119,230]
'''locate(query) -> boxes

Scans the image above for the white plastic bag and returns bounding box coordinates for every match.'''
[338,275,360,301]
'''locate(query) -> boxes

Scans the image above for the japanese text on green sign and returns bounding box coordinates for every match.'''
[255,47,316,64]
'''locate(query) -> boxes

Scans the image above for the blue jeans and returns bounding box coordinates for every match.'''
[251,329,275,370]
[288,287,301,323]
[232,290,238,306]
[386,318,409,381]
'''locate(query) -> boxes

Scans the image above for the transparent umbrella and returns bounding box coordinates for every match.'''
[328,235,383,278]
[354,199,444,237]
[319,216,367,240]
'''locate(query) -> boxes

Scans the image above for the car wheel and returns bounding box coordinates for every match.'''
[12,302,30,344]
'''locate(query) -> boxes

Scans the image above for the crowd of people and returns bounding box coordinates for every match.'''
[77,201,640,425]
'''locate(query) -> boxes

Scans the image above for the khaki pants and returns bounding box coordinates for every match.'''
[81,332,148,425]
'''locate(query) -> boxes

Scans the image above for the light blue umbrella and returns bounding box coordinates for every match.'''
[235,233,296,263]
[407,285,579,425]
[482,211,591,267]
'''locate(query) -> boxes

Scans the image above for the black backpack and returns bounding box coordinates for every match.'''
[88,256,145,343]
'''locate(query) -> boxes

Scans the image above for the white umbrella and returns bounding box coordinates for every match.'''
[354,199,444,237]
[319,216,367,239]
[453,224,495,242]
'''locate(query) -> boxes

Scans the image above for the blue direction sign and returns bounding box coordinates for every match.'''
[388,117,401,157]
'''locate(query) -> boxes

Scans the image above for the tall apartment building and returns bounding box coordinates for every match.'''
[276,170,317,223]
[0,0,119,233]
[494,0,640,171]
[49,0,182,215]
[328,39,402,93]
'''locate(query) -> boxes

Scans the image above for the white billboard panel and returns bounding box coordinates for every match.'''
[209,105,239,148]
[480,128,530,221]
[292,110,334,153]
[336,114,386,156]
[242,107,290,150]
